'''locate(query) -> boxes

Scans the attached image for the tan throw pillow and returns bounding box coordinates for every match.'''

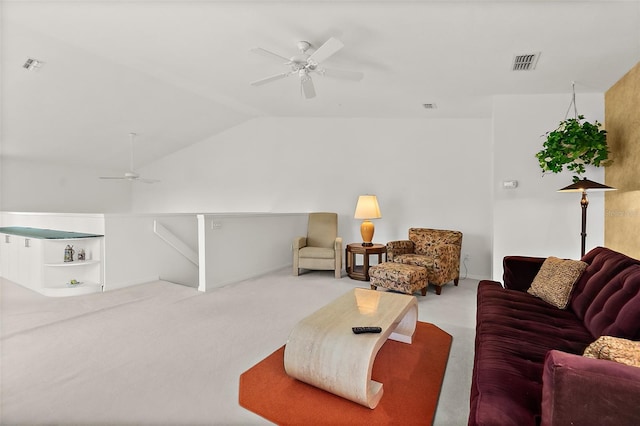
[527,256,587,309]
[584,336,640,368]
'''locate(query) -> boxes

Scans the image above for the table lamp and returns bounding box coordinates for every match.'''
[354,195,382,246]
[558,177,616,258]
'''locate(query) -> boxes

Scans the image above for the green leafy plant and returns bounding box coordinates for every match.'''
[535,115,610,182]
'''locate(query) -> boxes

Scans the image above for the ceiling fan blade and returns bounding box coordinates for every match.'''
[307,37,344,65]
[99,133,161,183]
[301,75,316,99]
[137,178,161,184]
[100,175,159,183]
[250,72,291,86]
[250,47,291,63]
[318,67,364,81]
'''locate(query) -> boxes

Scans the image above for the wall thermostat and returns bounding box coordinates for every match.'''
[503,180,518,189]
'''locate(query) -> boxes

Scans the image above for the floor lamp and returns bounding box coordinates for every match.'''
[558,178,615,258]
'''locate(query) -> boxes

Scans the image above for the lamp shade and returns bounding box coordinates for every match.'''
[558,178,615,192]
[557,177,616,258]
[354,195,382,219]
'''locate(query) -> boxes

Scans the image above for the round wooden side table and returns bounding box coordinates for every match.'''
[345,243,387,281]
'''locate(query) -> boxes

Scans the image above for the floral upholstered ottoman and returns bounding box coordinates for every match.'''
[369,262,428,296]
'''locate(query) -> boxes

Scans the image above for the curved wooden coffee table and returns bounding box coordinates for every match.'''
[283,288,418,408]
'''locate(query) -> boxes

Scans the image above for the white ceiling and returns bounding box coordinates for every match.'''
[2,0,639,171]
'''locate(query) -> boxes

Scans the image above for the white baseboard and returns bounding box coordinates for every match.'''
[460,274,491,282]
[104,275,160,291]
[204,264,291,291]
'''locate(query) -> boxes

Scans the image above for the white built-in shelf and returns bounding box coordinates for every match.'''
[40,282,103,297]
[0,227,104,297]
[44,260,100,267]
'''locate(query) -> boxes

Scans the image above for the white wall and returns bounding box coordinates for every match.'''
[134,117,494,279]
[492,93,605,280]
[1,157,132,213]
[103,214,199,290]
[199,213,308,289]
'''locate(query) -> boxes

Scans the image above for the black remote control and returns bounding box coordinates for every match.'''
[352,326,382,334]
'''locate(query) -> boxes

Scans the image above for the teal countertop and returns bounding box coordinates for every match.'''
[0,227,103,239]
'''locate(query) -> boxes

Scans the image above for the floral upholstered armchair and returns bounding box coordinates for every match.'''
[387,228,463,295]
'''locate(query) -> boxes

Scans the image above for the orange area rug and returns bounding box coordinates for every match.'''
[239,321,452,425]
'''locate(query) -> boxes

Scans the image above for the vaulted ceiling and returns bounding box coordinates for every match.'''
[2,0,639,171]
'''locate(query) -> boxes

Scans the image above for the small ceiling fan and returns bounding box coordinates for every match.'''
[250,37,364,99]
[99,133,160,183]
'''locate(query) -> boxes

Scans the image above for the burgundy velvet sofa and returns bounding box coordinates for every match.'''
[469,246,640,426]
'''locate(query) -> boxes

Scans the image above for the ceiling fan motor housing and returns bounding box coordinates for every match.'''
[297,41,311,52]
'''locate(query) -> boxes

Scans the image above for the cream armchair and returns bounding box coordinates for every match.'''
[387,228,463,294]
[293,213,342,278]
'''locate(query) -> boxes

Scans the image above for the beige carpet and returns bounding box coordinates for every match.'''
[1,269,477,425]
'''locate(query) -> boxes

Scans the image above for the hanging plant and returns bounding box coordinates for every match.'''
[535,84,611,182]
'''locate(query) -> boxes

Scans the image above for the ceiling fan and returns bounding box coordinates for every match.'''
[250,37,364,99]
[99,133,160,183]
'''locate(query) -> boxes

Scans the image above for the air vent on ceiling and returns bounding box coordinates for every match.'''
[23,58,42,71]
[422,103,437,109]
[512,52,540,71]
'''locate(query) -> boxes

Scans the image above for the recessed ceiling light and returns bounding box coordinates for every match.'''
[422,103,437,109]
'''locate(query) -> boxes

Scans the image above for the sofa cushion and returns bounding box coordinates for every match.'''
[392,254,434,269]
[580,263,640,341]
[298,246,335,259]
[408,228,462,255]
[570,247,640,321]
[503,255,546,292]
[527,257,587,309]
[583,336,640,368]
